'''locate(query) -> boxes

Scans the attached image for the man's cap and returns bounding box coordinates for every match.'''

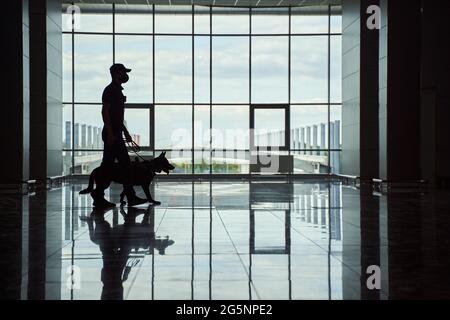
[110,63,131,74]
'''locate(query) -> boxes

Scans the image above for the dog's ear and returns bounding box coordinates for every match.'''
[161,151,166,157]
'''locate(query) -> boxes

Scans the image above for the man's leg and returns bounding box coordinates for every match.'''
[114,141,134,195]
[115,141,146,206]
[91,139,116,207]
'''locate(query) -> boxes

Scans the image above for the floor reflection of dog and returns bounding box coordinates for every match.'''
[79,151,175,205]
[81,205,174,300]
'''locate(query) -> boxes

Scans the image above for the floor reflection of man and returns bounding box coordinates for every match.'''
[81,206,174,300]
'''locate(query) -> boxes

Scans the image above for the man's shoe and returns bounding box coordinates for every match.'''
[93,198,116,208]
[127,194,147,207]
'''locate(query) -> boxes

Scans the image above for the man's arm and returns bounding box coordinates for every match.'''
[122,124,132,142]
[102,102,115,145]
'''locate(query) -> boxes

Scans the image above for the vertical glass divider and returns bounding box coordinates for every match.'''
[112,3,115,64]
[249,7,252,178]
[192,5,195,174]
[209,6,213,175]
[327,5,332,174]
[288,6,292,160]
[71,2,75,174]
[152,4,156,158]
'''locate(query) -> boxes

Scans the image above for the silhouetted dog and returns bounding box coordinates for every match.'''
[79,151,175,205]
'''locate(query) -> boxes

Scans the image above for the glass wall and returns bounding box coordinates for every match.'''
[62,4,342,175]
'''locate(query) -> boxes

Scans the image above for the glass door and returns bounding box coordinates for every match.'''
[250,105,289,151]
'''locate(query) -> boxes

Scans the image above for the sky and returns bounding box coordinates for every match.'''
[62,5,342,150]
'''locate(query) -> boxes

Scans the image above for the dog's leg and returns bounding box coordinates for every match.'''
[120,188,126,206]
[143,184,160,205]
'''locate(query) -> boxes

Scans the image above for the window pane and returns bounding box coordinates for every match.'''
[252,37,288,103]
[115,35,152,103]
[212,151,249,174]
[330,105,342,149]
[212,7,249,34]
[194,151,210,174]
[63,34,72,102]
[194,6,210,34]
[155,105,191,149]
[292,151,329,174]
[252,8,289,34]
[195,37,210,103]
[254,108,286,147]
[331,36,342,103]
[291,36,328,103]
[212,37,249,103]
[74,35,113,103]
[74,151,103,175]
[75,4,112,33]
[291,6,329,34]
[124,109,150,147]
[290,105,328,150]
[155,36,192,103]
[155,5,191,34]
[62,12,72,32]
[73,105,103,150]
[331,11,342,33]
[194,105,210,149]
[212,105,249,149]
[63,151,72,175]
[158,150,192,174]
[63,104,73,149]
[115,5,152,34]
[330,151,341,174]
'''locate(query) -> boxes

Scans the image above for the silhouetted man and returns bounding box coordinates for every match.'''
[91,63,147,208]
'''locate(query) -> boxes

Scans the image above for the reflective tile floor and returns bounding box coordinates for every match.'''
[2,179,450,300]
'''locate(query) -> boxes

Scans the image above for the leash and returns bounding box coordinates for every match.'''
[125,139,147,162]
[125,139,158,182]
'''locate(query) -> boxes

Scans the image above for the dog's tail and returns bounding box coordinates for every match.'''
[79,170,95,195]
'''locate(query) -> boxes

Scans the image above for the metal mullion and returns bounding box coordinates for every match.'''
[152,4,155,155]
[58,102,344,106]
[153,148,251,152]
[249,7,252,177]
[290,102,342,106]
[249,7,252,110]
[327,5,331,175]
[62,31,113,35]
[291,149,343,152]
[112,3,115,64]
[290,33,342,37]
[71,2,75,174]
[79,148,342,153]
[108,32,153,36]
[288,6,292,160]
[64,149,103,152]
[154,102,249,106]
[124,104,154,109]
[192,5,195,175]
[66,102,102,105]
[209,6,212,175]
[62,31,342,37]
